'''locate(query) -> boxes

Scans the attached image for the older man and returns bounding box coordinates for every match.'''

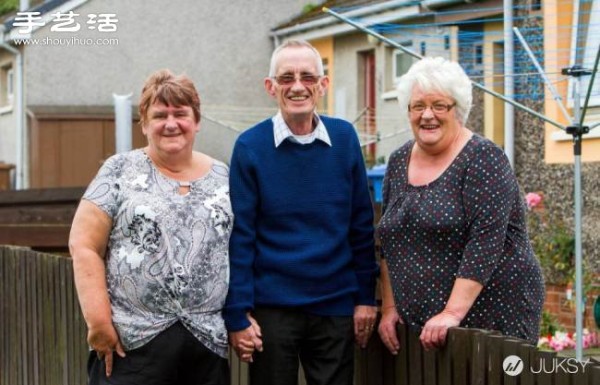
[223,40,378,385]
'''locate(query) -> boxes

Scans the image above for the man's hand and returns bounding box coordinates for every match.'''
[353,305,377,349]
[229,314,263,362]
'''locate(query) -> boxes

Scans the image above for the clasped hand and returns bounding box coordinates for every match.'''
[229,314,263,363]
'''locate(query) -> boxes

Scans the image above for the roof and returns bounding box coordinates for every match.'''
[274,0,392,31]
[2,0,73,30]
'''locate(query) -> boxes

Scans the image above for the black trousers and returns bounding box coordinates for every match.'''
[88,321,229,385]
[250,307,354,385]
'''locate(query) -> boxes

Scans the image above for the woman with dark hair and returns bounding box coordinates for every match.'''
[70,69,231,385]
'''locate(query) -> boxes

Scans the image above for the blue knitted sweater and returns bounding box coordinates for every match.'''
[223,116,378,332]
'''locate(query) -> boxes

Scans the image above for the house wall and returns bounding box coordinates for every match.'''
[331,27,457,165]
[1,0,315,182]
[375,25,454,162]
[0,50,16,166]
[376,42,408,163]
[543,0,600,163]
[482,21,504,146]
[310,37,334,116]
[513,0,600,279]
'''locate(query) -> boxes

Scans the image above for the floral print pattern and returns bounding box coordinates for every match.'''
[83,149,232,357]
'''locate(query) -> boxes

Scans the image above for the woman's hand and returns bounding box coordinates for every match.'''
[378,306,402,355]
[420,309,462,350]
[88,322,125,377]
[229,313,263,363]
[420,277,483,350]
[70,200,119,376]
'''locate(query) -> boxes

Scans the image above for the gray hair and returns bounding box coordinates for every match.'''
[268,40,324,77]
[396,57,472,125]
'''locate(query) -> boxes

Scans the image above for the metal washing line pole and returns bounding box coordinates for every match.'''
[322,6,599,361]
[514,25,600,360]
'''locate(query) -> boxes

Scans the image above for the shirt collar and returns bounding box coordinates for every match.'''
[272,111,332,148]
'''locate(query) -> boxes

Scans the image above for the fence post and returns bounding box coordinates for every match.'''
[470,329,498,385]
[589,362,600,385]
[423,345,437,385]
[501,338,531,385]
[396,322,409,385]
[485,334,507,385]
[531,349,556,385]
[407,326,424,385]
[449,328,472,384]
[518,342,535,385]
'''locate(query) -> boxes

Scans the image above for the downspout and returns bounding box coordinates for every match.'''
[0,28,25,189]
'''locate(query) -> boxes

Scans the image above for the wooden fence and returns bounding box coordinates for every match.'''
[2,246,600,385]
[0,246,87,385]
[0,187,84,253]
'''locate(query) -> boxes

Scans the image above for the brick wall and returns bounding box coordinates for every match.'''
[543,284,600,334]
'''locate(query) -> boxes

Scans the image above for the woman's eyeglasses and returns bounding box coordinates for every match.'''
[273,74,321,86]
[408,103,456,115]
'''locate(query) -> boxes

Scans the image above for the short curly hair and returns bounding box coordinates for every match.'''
[396,57,472,125]
[138,69,200,126]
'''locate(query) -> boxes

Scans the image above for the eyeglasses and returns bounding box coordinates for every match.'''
[408,102,456,115]
[273,73,321,86]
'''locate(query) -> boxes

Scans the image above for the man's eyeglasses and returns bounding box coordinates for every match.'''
[408,103,456,115]
[273,74,321,86]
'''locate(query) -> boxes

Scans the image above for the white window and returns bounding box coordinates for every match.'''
[1,64,14,107]
[394,42,415,82]
[6,68,14,103]
[571,0,600,107]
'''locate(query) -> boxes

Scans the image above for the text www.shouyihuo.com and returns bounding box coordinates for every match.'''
[12,36,119,46]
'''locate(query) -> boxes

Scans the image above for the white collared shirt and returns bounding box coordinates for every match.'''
[272,111,332,148]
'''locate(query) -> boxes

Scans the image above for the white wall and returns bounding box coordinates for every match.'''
[1,0,313,166]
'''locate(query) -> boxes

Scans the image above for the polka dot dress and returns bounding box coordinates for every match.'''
[377,134,545,344]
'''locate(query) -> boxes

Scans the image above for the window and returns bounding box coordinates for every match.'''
[394,42,415,82]
[1,64,14,107]
[444,35,450,50]
[530,0,542,12]
[474,43,483,67]
[317,58,329,113]
[420,42,426,57]
[571,0,600,107]
[6,69,13,101]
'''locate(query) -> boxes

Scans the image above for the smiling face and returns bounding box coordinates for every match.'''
[142,102,199,157]
[408,86,461,154]
[264,46,329,127]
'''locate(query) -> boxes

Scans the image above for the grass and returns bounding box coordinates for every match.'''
[556,348,600,361]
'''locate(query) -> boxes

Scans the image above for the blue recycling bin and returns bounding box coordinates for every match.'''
[367,165,386,203]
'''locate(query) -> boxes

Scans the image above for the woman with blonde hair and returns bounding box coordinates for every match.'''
[377,57,544,353]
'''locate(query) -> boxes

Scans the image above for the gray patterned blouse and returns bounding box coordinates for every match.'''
[83,149,232,358]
